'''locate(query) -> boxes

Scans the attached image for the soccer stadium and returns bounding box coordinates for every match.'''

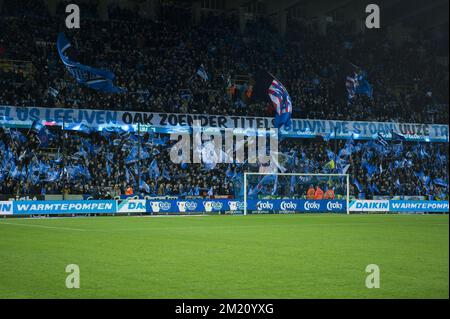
[0,0,448,303]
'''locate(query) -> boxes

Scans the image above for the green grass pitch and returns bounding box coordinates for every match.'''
[0,214,448,299]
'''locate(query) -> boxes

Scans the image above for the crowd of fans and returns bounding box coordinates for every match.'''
[0,1,448,124]
[0,126,235,198]
[0,1,448,200]
[0,126,448,200]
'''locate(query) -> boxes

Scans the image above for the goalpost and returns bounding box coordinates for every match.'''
[243,172,350,215]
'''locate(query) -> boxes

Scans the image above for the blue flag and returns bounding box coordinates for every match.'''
[344,62,359,102]
[353,178,363,193]
[355,71,373,98]
[37,126,53,148]
[57,33,125,93]
[391,130,406,143]
[149,159,160,179]
[45,168,61,182]
[125,147,139,164]
[162,169,171,180]
[106,161,111,178]
[139,179,151,193]
[9,129,27,144]
[196,64,209,81]
[271,176,278,196]
[376,133,389,148]
[433,178,448,188]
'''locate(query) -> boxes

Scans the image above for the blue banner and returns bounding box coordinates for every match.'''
[12,200,117,215]
[389,200,449,212]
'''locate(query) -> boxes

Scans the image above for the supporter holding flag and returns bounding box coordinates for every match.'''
[339,62,373,104]
[338,62,360,103]
[252,68,293,129]
[30,120,54,147]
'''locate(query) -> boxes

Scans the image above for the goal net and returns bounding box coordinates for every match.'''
[243,173,350,215]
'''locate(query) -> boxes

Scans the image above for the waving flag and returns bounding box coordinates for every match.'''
[376,133,389,148]
[355,71,373,98]
[391,130,406,143]
[341,62,372,103]
[57,33,125,93]
[106,161,111,178]
[196,64,209,81]
[433,178,449,188]
[125,147,139,164]
[342,62,360,102]
[253,69,293,129]
[45,168,61,182]
[139,180,151,193]
[37,126,53,147]
[162,169,171,180]
[149,159,160,179]
[271,176,278,196]
[9,129,27,144]
[353,178,363,193]
[269,79,292,129]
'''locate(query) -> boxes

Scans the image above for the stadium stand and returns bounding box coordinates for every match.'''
[0,0,448,123]
[0,126,448,200]
[0,0,448,201]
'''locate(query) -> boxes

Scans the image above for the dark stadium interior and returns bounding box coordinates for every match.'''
[0,0,448,200]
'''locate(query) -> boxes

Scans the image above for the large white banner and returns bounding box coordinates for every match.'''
[1,105,448,142]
